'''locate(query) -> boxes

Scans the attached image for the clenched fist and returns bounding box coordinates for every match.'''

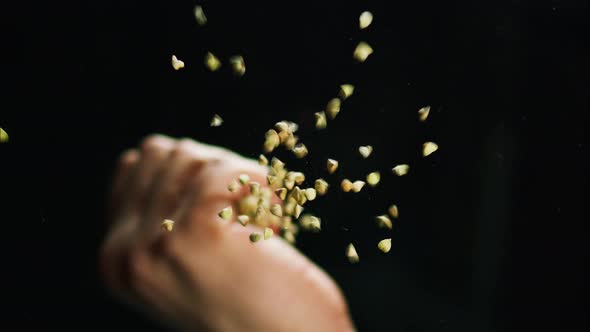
[100,135,355,331]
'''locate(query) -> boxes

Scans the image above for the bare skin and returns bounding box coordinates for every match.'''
[100,135,355,331]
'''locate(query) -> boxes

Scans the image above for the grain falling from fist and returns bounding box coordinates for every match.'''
[346,243,360,263]
[366,171,381,186]
[418,106,431,122]
[378,239,392,253]
[258,154,268,166]
[422,142,439,157]
[376,215,392,230]
[327,159,339,174]
[359,11,374,29]
[341,179,353,192]
[315,111,327,130]
[218,207,233,220]
[161,219,175,232]
[326,98,342,120]
[388,204,399,219]
[264,227,274,240]
[0,128,8,143]
[392,164,410,176]
[205,52,221,71]
[250,233,261,243]
[359,145,373,158]
[338,84,355,100]
[238,174,250,185]
[194,5,207,26]
[237,215,250,226]
[353,41,373,62]
[314,178,329,195]
[352,180,366,193]
[210,114,223,127]
[229,55,246,76]
[171,55,185,70]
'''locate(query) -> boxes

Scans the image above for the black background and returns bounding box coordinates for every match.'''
[1,0,588,331]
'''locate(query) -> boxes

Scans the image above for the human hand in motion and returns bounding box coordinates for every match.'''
[100,135,355,331]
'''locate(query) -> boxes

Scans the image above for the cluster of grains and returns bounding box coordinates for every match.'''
[164,8,441,264]
[248,120,323,242]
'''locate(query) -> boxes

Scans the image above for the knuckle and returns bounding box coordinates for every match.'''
[117,149,139,168]
[171,139,195,159]
[140,134,168,155]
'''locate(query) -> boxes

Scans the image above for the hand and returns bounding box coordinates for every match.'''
[100,135,355,331]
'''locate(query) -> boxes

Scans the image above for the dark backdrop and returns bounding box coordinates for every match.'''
[1,0,588,331]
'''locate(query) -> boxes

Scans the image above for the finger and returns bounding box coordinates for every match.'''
[109,149,141,219]
[100,219,138,291]
[143,139,233,226]
[119,135,176,218]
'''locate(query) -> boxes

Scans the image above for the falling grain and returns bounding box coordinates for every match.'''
[205,52,221,71]
[376,215,392,230]
[250,233,261,242]
[378,239,392,253]
[275,188,287,200]
[171,55,185,70]
[0,128,8,143]
[341,179,353,192]
[359,11,374,29]
[264,227,274,240]
[352,180,366,193]
[161,219,175,232]
[359,145,373,158]
[238,174,250,185]
[315,111,327,130]
[229,55,246,76]
[418,106,431,122]
[338,84,355,100]
[353,41,373,62]
[218,207,233,220]
[326,98,341,120]
[388,204,399,218]
[314,178,329,196]
[210,114,223,127]
[194,5,207,26]
[292,143,309,159]
[346,243,360,263]
[327,159,339,174]
[258,154,268,166]
[392,164,410,176]
[237,215,250,226]
[366,171,381,186]
[422,142,439,157]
